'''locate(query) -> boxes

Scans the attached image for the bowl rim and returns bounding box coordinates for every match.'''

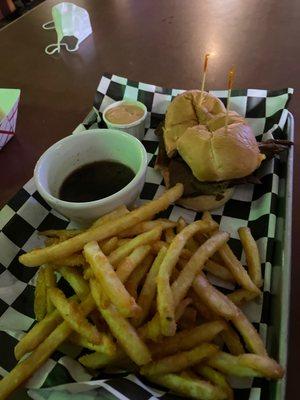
[34,129,148,209]
[102,99,147,128]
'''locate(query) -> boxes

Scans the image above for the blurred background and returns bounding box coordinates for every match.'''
[0,0,44,28]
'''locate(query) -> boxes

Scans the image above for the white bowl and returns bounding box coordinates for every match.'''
[103,100,147,141]
[34,129,147,225]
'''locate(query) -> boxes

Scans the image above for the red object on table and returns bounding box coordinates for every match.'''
[0,1,299,399]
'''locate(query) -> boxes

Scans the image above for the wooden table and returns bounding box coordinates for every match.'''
[0,0,299,398]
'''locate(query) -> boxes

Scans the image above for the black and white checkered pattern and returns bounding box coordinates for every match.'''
[0,74,293,400]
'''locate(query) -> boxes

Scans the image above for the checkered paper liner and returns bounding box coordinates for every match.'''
[0,74,293,400]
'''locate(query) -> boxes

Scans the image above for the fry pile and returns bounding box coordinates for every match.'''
[0,183,284,400]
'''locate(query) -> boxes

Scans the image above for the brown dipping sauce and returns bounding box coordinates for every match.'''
[59,161,135,203]
[105,104,144,125]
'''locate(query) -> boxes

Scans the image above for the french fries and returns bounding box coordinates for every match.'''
[83,241,140,317]
[146,373,227,400]
[132,247,167,327]
[0,191,283,400]
[192,273,237,319]
[157,220,218,336]
[44,264,56,314]
[238,226,263,287]
[119,219,176,238]
[79,349,124,369]
[34,267,47,321]
[192,271,267,356]
[108,227,162,266]
[14,308,63,360]
[202,212,260,294]
[116,244,151,283]
[232,308,268,356]
[171,232,230,316]
[59,266,90,299]
[125,253,154,299]
[220,323,244,355]
[207,351,284,379]
[69,331,116,356]
[227,288,258,306]
[204,259,235,283]
[48,288,102,344]
[140,343,218,376]
[195,365,234,400]
[149,321,227,358]
[91,204,129,228]
[90,278,151,365]
[100,236,119,255]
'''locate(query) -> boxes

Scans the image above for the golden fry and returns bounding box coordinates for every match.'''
[116,245,151,283]
[227,288,258,306]
[39,229,82,239]
[19,184,183,267]
[140,343,218,376]
[90,279,151,366]
[146,373,227,400]
[132,247,167,327]
[119,219,176,238]
[55,254,85,267]
[204,259,235,283]
[202,212,260,294]
[232,308,267,356]
[195,365,233,400]
[48,288,102,344]
[238,226,263,288]
[220,324,244,356]
[59,266,90,299]
[192,273,237,320]
[171,232,230,310]
[99,236,119,255]
[69,331,116,356]
[91,205,129,228]
[219,243,260,294]
[149,321,227,359]
[84,241,140,318]
[125,253,154,299]
[34,268,47,321]
[108,227,162,266]
[208,351,284,379]
[44,264,56,314]
[79,350,123,369]
[14,308,63,360]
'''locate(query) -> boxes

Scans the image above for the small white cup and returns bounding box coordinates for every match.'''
[34,129,147,225]
[103,100,147,141]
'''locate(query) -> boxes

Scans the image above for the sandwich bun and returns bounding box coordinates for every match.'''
[177,122,265,182]
[176,188,235,212]
[163,90,226,157]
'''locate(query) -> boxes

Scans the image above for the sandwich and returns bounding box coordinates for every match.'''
[155,89,288,212]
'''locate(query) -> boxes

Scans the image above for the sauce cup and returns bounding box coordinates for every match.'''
[34,129,147,225]
[103,100,147,141]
